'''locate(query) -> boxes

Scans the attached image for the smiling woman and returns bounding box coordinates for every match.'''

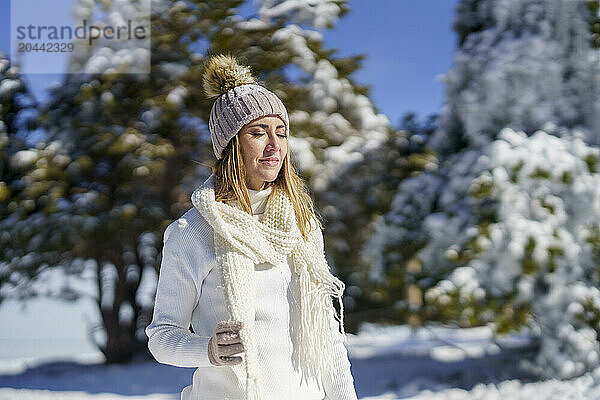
[145,54,358,400]
[238,116,287,190]
[237,116,288,190]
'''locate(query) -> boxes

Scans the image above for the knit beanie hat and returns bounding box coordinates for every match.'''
[202,54,290,160]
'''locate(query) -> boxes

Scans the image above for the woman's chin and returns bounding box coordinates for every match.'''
[254,168,280,181]
[262,174,279,183]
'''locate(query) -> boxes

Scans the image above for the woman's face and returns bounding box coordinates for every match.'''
[238,115,288,190]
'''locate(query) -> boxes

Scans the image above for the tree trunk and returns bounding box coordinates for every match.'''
[95,246,153,364]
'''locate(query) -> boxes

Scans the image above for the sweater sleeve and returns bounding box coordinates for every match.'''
[322,314,358,400]
[145,220,213,368]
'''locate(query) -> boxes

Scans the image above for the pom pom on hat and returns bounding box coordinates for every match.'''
[202,54,257,98]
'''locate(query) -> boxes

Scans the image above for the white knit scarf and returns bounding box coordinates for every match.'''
[191,174,346,400]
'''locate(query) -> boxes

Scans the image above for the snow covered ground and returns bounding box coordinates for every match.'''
[2,322,600,399]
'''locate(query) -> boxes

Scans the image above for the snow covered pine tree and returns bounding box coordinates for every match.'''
[363,0,600,379]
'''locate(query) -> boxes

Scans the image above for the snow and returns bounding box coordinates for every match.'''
[69,0,151,74]
[258,0,343,29]
[3,322,600,399]
[0,390,173,399]
[3,0,599,397]
[10,150,38,170]
[345,323,531,361]
[165,86,188,108]
[368,126,600,379]
[0,80,21,100]
[362,0,600,381]
[430,0,600,154]
[269,23,390,191]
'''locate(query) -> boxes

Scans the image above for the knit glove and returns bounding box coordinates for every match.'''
[208,320,245,366]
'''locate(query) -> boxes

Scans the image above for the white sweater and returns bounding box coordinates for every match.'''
[145,186,358,400]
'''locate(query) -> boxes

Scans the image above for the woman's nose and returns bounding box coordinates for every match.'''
[266,132,280,152]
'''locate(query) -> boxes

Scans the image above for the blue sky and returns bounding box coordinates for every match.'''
[323,0,458,125]
[0,0,458,127]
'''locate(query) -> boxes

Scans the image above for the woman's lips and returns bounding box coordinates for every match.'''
[259,159,279,166]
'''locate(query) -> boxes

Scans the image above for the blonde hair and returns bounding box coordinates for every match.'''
[212,134,322,240]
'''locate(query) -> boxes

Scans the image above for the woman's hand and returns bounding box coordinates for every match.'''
[208,320,245,366]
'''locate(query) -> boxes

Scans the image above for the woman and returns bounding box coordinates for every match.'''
[145,54,358,400]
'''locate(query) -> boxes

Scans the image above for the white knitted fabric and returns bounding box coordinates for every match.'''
[145,178,358,399]
[191,174,346,400]
[247,186,271,215]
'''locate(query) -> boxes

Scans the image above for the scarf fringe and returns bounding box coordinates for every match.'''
[295,260,346,386]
